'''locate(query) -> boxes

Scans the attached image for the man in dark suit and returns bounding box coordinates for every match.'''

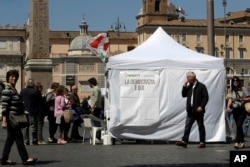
[20,79,40,145]
[176,71,209,148]
[69,85,83,140]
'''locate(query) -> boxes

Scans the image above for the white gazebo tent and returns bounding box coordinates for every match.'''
[105,27,226,142]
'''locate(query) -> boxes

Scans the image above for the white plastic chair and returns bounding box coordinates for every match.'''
[81,114,106,145]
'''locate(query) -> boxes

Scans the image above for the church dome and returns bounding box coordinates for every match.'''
[69,35,92,51]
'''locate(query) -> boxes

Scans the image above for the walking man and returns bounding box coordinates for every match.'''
[20,78,40,145]
[176,71,209,148]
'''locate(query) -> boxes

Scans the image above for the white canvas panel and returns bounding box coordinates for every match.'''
[119,70,160,126]
[120,98,160,126]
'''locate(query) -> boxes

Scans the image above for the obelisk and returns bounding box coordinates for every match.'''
[25,0,53,90]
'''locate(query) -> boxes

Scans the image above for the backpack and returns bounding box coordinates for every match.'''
[44,92,55,116]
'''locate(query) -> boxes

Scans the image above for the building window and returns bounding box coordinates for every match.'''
[0,63,4,75]
[79,81,93,93]
[181,33,187,42]
[239,34,244,43]
[53,64,60,72]
[196,33,202,43]
[225,34,230,43]
[225,48,230,59]
[238,48,245,59]
[79,63,95,72]
[167,32,172,37]
[0,40,7,49]
[155,0,160,12]
[214,48,219,57]
[196,47,204,53]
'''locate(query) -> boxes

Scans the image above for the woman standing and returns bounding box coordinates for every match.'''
[1,69,37,165]
[54,85,69,144]
[226,76,250,149]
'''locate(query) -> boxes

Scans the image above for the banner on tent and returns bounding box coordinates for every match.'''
[119,70,160,126]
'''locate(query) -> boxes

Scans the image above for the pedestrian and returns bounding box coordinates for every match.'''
[35,82,47,144]
[1,69,37,165]
[88,77,103,141]
[20,78,40,145]
[45,82,59,143]
[176,71,209,148]
[226,76,250,149]
[69,85,83,141]
[54,85,69,144]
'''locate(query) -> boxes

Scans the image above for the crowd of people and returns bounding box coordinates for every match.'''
[0,69,103,165]
[1,69,250,165]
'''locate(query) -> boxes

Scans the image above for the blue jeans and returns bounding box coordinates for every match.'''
[232,107,246,143]
[182,112,206,143]
[226,111,235,137]
[243,115,250,137]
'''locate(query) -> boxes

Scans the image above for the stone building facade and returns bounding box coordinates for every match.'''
[136,0,250,88]
[0,26,26,90]
[1,0,250,95]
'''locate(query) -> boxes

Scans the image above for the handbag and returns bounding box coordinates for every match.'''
[9,111,29,128]
[245,103,250,114]
[63,109,74,123]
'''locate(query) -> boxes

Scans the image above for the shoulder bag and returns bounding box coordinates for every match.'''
[61,96,73,123]
[9,111,28,128]
[245,103,250,114]
[6,85,28,128]
[63,109,74,123]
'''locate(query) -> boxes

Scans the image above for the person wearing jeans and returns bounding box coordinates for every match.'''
[88,77,103,141]
[176,71,209,148]
[226,76,250,149]
[20,78,39,145]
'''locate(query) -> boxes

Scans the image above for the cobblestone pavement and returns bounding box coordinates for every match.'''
[0,121,249,167]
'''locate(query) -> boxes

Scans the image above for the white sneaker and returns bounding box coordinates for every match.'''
[234,143,239,149]
[57,138,67,144]
[38,140,47,145]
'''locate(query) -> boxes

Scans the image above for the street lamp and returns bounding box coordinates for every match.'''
[222,0,228,89]
[110,17,126,52]
[223,0,227,60]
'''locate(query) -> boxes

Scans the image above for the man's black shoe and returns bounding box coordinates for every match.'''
[176,141,187,148]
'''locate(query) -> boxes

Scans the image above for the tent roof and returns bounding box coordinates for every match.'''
[107,27,225,70]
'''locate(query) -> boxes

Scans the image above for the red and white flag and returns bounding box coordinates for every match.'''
[88,33,109,62]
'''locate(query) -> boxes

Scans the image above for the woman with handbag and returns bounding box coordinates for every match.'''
[1,69,37,165]
[54,85,70,144]
[226,76,250,149]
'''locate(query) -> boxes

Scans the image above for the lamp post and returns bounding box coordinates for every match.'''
[110,17,126,52]
[222,0,228,88]
[223,0,227,63]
